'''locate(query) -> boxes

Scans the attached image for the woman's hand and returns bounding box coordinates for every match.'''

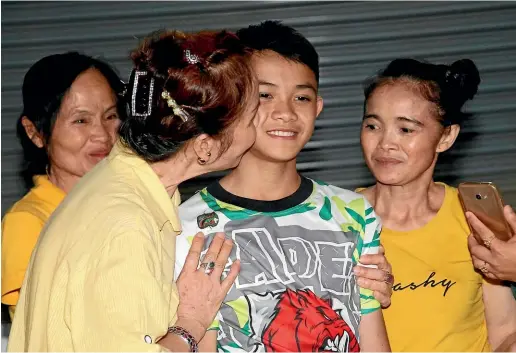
[175,232,240,341]
[467,205,516,282]
[354,245,394,308]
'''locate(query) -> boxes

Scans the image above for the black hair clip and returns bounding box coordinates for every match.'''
[128,69,155,118]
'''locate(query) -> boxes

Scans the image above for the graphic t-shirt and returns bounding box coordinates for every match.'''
[177,177,381,352]
[358,183,490,352]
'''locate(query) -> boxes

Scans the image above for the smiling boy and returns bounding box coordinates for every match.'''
[176,21,391,352]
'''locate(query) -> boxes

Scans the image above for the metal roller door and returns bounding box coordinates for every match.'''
[2,1,516,214]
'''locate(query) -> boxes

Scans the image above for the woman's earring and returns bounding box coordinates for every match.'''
[197,151,210,165]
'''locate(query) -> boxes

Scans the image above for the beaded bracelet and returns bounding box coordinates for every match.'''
[168,326,199,352]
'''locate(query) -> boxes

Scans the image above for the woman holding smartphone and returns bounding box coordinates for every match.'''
[357,58,516,351]
[467,205,516,283]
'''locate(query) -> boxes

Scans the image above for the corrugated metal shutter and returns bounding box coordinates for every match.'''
[2,1,516,217]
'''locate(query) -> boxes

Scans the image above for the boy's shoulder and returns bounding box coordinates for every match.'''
[309,178,371,204]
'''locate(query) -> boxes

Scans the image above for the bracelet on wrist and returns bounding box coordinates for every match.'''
[168,326,199,352]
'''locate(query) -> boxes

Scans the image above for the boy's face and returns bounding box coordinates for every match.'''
[248,50,323,163]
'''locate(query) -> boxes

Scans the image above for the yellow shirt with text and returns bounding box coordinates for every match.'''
[1,175,66,318]
[359,183,490,352]
[8,142,182,352]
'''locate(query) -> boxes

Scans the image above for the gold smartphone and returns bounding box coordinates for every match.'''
[458,182,512,241]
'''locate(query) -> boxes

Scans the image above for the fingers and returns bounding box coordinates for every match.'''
[211,238,234,278]
[467,235,494,260]
[468,235,496,272]
[221,260,240,293]
[183,233,206,272]
[465,211,495,246]
[355,265,393,309]
[471,258,499,280]
[359,253,392,274]
[356,277,392,308]
[354,265,392,282]
[467,233,481,252]
[200,233,226,264]
[470,254,487,271]
[373,291,391,309]
[504,205,516,235]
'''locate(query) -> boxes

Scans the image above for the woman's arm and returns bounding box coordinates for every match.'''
[198,331,217,352]
[167,233,238,352]
[483,279,516,351]
[359,310,391,352]
[77,225,238,352]
[1,211,43,318]
[464,205,516,350]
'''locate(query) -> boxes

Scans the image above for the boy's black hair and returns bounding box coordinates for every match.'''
[236,20,319,85]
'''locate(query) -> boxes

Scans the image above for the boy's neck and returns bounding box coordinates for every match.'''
[220,152,301,201]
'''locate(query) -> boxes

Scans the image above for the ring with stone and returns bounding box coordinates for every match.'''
[199,261,216,275]
[383,272,395,285]
[479,261,489,274]
[483,236,494,249]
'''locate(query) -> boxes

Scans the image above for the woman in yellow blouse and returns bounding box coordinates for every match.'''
[358,58,516,351]
[1,52,126,319]
[8,29,261,352]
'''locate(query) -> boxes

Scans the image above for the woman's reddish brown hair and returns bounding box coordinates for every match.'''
[120,29,256,162]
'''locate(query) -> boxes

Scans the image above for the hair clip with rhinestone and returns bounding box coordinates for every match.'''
[129,69,155,118]
[161,90,189,123]
[184,49,200,65]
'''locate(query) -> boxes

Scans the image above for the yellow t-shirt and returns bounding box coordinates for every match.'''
[359,183,490,352]
[1,175,66,318]
[8,141,182,352]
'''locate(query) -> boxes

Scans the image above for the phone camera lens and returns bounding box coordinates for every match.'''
[476,194,482,200]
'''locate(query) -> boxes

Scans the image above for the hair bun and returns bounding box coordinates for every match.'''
[383,58,420,77]
[445,59,481,101]
[131,30,185,76]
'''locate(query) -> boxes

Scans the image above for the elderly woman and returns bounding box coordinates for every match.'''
[8,29,259,352]
[1,52,126,319]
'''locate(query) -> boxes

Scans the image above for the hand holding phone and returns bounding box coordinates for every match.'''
[458,182,512,242]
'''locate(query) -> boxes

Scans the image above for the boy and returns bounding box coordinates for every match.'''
[176,21,391,352]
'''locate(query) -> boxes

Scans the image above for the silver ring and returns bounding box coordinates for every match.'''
[199,261,216,275]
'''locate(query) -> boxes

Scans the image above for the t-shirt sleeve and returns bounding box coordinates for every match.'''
[1,211,43,306]
[355,198,382,315]
[73,223,178,352]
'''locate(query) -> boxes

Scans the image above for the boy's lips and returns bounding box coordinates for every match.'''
[266,128,299,139]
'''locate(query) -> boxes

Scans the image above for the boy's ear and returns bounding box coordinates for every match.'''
[315,96,324,119]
